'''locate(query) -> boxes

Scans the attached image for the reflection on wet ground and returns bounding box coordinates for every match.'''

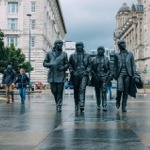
[0,88,150,150]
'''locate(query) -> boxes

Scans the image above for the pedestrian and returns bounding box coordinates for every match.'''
[107,80,113,100]
[113,40,137,112]
[91,46,111,111]
[15,68,29,104]
[43,40,69,112]
[69,42,91,112]
[1,65,16,103]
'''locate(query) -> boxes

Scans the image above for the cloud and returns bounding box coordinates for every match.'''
[60,0,137,51]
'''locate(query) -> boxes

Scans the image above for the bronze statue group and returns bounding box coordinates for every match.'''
[1,39,143,112]
[43,39,143,113]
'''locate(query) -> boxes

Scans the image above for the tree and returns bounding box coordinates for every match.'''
[0,30,33,73]
[0,29,6,72]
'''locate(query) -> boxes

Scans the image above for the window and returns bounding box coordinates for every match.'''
[7,36,17,46]
[8,2,18,13]
[31,36,35,47]
[31,19,36,29]
[31,2,36,12]
[8,18,18,30]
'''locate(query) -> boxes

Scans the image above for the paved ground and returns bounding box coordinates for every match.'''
[0,87,150,150]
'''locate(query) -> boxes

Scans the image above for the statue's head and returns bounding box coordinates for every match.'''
[54,40,63,51]
[117,40,126,50]
[7,65,12,72]
[76,42,84,53]
[97,46,105,56]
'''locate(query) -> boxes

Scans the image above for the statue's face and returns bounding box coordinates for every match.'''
[55,41,63,51]
[118,42,126,50]
[97,48,104,56]
[76,44,84,52]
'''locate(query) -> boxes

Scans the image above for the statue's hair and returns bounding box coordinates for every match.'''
[117,40,126,46]
[54,40,63,46]
[75,42,84,47]
[97,46,105,51]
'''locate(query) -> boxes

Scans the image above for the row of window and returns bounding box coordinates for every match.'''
[8,2,36,13]
[7,37,35,47]
[8,18,36,30]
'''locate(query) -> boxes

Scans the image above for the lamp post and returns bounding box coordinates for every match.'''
[27,14,32,92]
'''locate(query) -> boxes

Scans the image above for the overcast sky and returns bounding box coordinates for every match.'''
[60,0,137,52]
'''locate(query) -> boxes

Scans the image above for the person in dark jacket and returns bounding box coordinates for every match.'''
[107,80,113,100]
[2,65,16,103]
[113,40,137,112]
[69,42,91,112]
[15,69,29,104]
[43,40,69,112]
[91,46,111,111]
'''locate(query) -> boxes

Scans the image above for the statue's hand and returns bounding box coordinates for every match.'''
[112,75,117,80]
[134,78,139,83]
[57,66,65,71]
[74,71,79,76]
[49,61,57,68]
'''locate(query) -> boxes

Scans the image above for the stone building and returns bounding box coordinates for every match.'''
[0,0,66,83]
[114,0,150,77]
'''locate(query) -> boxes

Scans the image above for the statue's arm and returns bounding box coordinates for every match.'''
[43,53,51,68]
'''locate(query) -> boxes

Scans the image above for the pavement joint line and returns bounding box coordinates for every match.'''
[43,137,141,142]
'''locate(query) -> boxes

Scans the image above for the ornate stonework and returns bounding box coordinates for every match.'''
[114,0,150,79]
[0,0,66,83]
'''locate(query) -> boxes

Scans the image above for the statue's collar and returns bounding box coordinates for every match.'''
[119,50,128,54]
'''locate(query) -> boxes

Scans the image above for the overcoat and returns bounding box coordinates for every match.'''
[113,51,136,78]
[69,51,91,85]
[114,50,138,97]
[43,49,69,83]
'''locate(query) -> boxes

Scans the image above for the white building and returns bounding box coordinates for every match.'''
[64,41,76,59]
[90,48,115,60]
[114,0,150,76]
[64,41,76,80]
[0,0,66,83]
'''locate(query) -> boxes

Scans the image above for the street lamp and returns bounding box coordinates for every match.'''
[27,14,32,91]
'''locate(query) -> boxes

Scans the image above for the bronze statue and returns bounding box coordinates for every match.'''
[91,46,111,111]
[69,42,91,112]
[114,40,137,112]
[43,40,69,112]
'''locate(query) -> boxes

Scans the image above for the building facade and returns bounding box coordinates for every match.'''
[63,41,76,80]
[0,0,66,83]
[64,41,76,59]
[114,0,150,77]
[90,48,115,60]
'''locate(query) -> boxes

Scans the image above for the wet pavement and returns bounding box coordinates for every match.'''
[0,87,150,150]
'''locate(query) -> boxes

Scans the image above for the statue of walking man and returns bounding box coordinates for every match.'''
[69,42,91,112]
[43,40,69,112]
[114,40,137,112]
[91,46,111,111]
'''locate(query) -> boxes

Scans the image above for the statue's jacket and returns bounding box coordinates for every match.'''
[43,49,69,83]
[69,51,91,75]
[114,50,138,98]
[113,51,136,78]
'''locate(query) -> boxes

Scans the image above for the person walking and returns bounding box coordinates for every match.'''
[107,80,113,100]
[15,69,29,104]
[43,40,69,112]
[2,65,16,103]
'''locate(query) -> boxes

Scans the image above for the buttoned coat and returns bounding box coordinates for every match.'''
[43,49,69,83]
[69,52,91,74]
[69,51,91,85]
[113,51,136,79]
